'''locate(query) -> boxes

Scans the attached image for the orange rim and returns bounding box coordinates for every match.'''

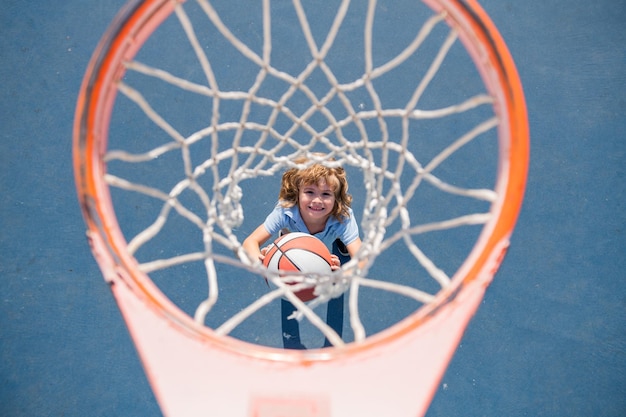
[73,0,529,361]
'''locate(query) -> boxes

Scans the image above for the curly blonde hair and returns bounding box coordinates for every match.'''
[278,156,352,221]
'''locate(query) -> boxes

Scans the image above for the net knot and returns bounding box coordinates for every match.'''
[219,185,244,228]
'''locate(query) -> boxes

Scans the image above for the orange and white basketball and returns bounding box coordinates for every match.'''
[263,232,333,301]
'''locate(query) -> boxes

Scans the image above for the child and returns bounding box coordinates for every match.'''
[243,156,362,349]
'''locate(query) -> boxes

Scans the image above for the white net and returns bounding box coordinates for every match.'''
[102,0,501,348]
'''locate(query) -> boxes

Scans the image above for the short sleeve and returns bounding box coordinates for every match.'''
[339,208,360,245]
[262,206,286,236]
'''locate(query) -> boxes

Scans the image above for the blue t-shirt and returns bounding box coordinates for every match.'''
[263,204,359,251]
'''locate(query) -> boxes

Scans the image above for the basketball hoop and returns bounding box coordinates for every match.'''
[73,0,528,416]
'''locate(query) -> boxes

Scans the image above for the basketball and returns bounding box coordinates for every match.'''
[263,232,333,301]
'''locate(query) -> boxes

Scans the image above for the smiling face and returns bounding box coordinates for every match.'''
[278,156,352,224]
[298,180,336,233]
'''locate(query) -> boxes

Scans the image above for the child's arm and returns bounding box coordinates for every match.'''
[345,237,366,270]
[345,237,362,259]
[243,224,273,264]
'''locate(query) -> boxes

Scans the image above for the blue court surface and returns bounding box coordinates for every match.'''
[1,1,624,416]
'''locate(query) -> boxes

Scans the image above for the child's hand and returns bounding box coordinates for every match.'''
[259,246,270,262]
[330,254,340,271]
